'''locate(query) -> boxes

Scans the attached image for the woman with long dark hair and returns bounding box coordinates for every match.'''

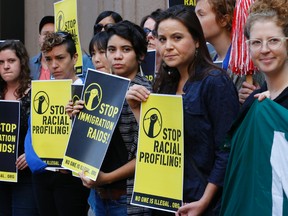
[126,6,239,215]
[0,40,39,216]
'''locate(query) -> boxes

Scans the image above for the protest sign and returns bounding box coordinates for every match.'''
[54,0,83,75]
[0,100,20,182]
[132,94,183,213]
[141,50,156,83]
[62,69,130,180]
[31,80,72,168]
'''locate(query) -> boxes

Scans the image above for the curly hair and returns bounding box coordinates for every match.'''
[209,0,236,32]
[196,0,236,32]
[245,0,288,39]
[0,40,31,99]
[41,31,77,58]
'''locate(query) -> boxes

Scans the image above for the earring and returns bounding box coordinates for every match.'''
[195,48,198,58]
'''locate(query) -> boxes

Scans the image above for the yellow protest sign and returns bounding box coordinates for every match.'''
[31,80,72,168]
[54,0,83,75]
[168,0,196,7]
[132,94,183,213]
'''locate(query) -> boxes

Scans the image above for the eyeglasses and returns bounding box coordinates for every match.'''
[94,23,114,34]
[143,27,156,37]
[246,37,288,52]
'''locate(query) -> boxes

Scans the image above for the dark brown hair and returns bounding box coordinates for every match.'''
[153,5,222,94]
[0,40,31,99]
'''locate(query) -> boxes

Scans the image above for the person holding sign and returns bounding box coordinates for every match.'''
[74,20,151,215]
[66,31,111,216]
[0,40,39,215]
[66,32,110,118]
[126,5,239,216]
[25,32,89,216]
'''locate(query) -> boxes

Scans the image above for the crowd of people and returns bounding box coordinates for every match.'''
[0,0,287,215]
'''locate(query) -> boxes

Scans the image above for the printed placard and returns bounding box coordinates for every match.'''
[141,50,156,83]
[71,84,83,105]
[54,0,83,75]
[0,100,20,182]
[31,80,72,168]
[168,0,196,7]
[132,94,184,213]
[62,69,130,180]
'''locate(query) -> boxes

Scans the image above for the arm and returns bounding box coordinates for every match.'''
[176,74,239,215]
[24,117,47,173]
[79,159,136,188]
[176,183,218,216]
[125,84,151,123]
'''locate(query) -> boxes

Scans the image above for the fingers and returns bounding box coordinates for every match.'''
[254,91,270,101]
[65,99,85,116]
[241,81,256,91]
[126,84,151,109]
[238,82,257,104]
[128,85,150,100]
[79,170,95,189]
[73,100,84,112]
[65,100,74,117]
[239,91,251,104]
[16,153,28,170]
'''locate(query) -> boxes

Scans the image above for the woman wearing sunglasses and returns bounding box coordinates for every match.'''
[140,9,164,72]
[140,9,163,50]
[93,11,123,35]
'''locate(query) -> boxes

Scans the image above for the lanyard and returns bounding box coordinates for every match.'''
[213,45,231,71]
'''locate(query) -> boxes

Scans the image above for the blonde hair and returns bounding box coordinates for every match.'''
[245,0,288,39]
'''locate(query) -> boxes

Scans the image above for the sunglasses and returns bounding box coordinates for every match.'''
[143,27,156,36]
[94,23,114,34]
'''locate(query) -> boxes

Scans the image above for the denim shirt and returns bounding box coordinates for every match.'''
[182,69,239,202]
[29,53,42,80]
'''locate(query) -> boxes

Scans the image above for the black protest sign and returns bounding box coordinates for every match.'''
[141,50,156,83]
[63,69,130,180]
[0,100,20,182]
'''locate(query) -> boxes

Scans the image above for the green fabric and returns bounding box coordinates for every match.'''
[220,99,288,216]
